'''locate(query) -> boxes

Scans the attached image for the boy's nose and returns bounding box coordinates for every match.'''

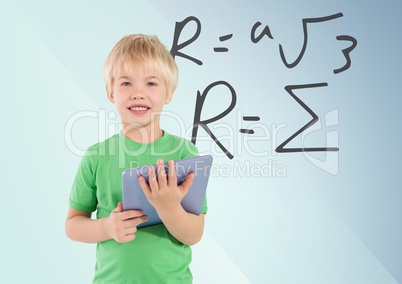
[131,93,144,100]
[130,89,144,100]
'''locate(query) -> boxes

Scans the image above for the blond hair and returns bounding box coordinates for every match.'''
[104,34,178,96]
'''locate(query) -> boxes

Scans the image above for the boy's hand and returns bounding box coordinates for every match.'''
[138,159,195,214]
[106,202,148,243]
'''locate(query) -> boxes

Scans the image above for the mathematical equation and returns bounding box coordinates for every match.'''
[170,14,357,159]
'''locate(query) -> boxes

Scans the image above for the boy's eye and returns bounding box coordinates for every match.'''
[121,82,131,86]
[147,82,157,87]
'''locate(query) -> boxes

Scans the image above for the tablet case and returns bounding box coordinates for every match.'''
[122,155,213,228]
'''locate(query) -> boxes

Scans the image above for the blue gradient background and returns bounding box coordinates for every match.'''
[2,0,401,283]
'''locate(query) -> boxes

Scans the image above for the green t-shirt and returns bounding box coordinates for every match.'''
[69,131,207,284]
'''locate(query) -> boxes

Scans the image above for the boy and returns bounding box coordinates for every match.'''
[65,34,206,283]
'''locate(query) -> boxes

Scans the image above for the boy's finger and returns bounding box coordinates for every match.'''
[122,234,136,243]
[156,159,167,187]
[113,201,123,213]
[125,216,148,228]
[167,160,177,187]
[147,166,158,191]
[122,210,144,220]
[124,226,138,234]
[179,173,195,195]
[138,176,151,195]
[134,215,149,226]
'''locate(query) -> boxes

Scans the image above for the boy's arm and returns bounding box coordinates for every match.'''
[138,159,206,246]
[65,203,148,244]
[158,207,205,246]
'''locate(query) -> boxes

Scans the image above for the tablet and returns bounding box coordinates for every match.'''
[122,155,213,228]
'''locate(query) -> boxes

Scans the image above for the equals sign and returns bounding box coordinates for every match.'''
[214,34,233,52]
[239,116,260,134]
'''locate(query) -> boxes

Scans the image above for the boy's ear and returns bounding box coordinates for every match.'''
[164,90,174,105]
[107,86,115,103]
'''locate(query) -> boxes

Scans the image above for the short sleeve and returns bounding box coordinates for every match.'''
[201,195,208,214]
[182,140,199,159]
[69,148,98,213]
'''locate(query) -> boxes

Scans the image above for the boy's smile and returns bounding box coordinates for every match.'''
[108,65,174,142]
[128,104,150,115]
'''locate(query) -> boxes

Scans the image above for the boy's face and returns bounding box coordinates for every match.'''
[108,64,173,133]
